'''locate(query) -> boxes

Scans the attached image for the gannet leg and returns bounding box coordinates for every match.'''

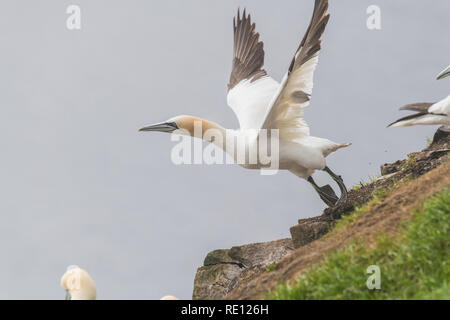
[307,176,339,207]
[323,166,348,205]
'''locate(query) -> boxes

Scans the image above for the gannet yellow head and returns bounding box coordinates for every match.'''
[60,265,97,300]
[139,115,222,137]
[437,66,450,80]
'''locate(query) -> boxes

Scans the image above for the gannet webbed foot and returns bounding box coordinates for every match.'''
[307,177,339,207]
[318,184,339,206]
[323,166,348,205]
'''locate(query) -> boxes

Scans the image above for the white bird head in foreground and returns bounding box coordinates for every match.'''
[160,295,179,300]
[437,65,450,80]
[61,265,97,300]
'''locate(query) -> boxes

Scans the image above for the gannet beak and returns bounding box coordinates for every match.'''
[65,290,71,300]
[437,66,450,80]
[139,122,178,133]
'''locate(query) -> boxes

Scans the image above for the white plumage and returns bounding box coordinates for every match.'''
[227,77,280,131]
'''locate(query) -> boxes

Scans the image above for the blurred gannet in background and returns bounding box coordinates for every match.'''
[388,66,450,129]
[61,265,179,300]
[160,295,179,300]
[61,265,97,300]
[140,0,350,206]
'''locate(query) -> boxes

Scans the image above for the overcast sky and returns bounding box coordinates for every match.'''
[0,0,449,299]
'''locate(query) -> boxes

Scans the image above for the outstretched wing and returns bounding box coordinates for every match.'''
[261,0,329,141]
[388,97,450,127]
[226,9,280,130]
[228,8,267,91]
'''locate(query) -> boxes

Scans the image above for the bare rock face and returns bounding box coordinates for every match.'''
[192,239,293,300]
[381,160,404,176]
[289,204,353,249]
[290,130,450,249]
[290,219,330,248]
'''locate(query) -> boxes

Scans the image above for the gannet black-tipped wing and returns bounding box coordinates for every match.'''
[387,102,436,126]
[261,0,330,141]
[288,0,329,76]
[388,98,450,127]
[228,9,267,91]
[226,9,280,130]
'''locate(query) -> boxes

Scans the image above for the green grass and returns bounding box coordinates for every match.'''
[402,156,417,171]
[331,180,399,234]
[267,188,450,300]
[265,263,276,272]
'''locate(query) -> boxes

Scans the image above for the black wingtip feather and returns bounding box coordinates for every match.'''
[228,8,267,91]
[288,0,329,74]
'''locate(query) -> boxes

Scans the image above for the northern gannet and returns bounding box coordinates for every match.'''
[140,0,350,206]
[61,265,97,300]
[160,295,179,300]
[388,66,450,128]
[60,265,179,300]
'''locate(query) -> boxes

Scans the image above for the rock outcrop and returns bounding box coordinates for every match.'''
[192,239,293,300]
[192,130,450,299]
[290,128,450,249]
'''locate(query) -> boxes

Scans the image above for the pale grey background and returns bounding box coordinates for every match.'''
[0,0,448,299]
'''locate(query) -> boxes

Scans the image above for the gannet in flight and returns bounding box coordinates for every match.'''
[61,265,97,300]
[388,66,450,129]
[140,0,349,206]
